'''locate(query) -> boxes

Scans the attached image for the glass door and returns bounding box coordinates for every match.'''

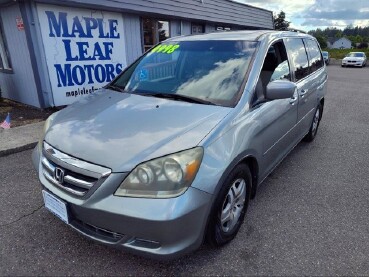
[142,18,170,52]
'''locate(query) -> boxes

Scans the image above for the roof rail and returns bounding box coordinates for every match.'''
[287,28,307,34]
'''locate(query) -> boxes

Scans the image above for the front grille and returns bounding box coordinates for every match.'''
[41,142,111,196]
[42,157,97,195]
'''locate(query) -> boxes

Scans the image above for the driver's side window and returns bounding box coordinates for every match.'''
[271,60,290,82]
[253,41,291,104]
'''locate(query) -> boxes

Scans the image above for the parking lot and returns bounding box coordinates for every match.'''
[1,64,369,276]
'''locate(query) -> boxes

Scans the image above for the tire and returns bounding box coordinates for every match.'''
[206,164,252,247]
[303,103,323,142]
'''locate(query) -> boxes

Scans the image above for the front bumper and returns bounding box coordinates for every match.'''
[342,60,363,67]
[32,144,213,260]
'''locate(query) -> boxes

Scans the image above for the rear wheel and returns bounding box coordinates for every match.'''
[206,164,251,246]
[303,103,323,142]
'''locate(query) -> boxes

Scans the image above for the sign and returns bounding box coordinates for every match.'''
[16,16,24,31]
[37,4,127,106]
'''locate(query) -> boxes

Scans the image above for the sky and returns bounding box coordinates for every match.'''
[235,0,369,31]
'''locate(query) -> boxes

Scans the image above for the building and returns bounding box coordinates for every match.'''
[0,0,273,108]
[327,37,352,49]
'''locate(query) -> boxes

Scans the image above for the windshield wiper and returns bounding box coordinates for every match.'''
[105,84,125,92]
[145,93,217,106]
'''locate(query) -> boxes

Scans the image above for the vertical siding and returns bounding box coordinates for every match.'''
[0,3,39,107]
[123,14,143,66]
[68,0,274,29]
[26,1,54,107]
[181,21,191,36]
[170,20,181,37]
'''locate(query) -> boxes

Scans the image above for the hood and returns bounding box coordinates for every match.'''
[45,89,230,172]
[343,56,364,61]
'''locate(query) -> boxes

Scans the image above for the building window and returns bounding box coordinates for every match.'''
[0,21,12,72]
[191,24,204,34]
[142,18,170,52]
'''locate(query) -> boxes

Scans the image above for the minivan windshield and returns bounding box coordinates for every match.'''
[322,51,328,57]
[111,40,258,107]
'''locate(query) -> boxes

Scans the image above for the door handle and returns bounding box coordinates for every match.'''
[300,89,308,97]
[290,90,298,105]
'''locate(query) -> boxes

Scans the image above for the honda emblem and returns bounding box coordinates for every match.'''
[54,167,65,184]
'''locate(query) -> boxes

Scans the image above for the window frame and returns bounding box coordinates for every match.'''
[304,38,324,74]
[284,37,310,83]
[250,39,292,107]
[0,16,13,74]
[191,23,205,34]
[141,18,170,53]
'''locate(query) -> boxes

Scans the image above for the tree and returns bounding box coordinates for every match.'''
[355,35,363,43]
[335,31,343,38]
[315,35,327,49]
[358,42,368,49]
[274,11,290,31]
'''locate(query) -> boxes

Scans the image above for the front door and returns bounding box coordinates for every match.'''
[253,41,299,176]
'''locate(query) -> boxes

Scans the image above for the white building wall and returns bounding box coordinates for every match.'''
[332,38,352,49]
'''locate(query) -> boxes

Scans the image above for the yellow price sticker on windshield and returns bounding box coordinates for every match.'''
[151,44,180,54]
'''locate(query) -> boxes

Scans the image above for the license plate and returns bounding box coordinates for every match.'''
[42,190,69,224]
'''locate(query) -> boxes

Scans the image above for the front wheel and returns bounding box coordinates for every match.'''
[303,103,323,142]
[206,164,252,246]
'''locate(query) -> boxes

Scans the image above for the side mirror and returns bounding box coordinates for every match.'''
[266,80,296,100]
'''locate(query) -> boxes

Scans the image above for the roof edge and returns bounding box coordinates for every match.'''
[226,0,273,14]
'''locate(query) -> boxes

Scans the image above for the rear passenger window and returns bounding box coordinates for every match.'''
[285,38,309,82]
[305,39,324,73]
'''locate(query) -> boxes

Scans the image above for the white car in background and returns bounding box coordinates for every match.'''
[342,52,367,67]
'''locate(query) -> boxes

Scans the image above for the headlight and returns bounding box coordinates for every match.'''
[115,147,203,198]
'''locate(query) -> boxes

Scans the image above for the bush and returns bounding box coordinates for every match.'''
[323,48,369,59]
[358,42,368,49]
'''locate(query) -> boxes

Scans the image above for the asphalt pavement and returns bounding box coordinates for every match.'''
[1,65,369,276]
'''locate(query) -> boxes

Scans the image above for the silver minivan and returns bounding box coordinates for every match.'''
[32,30,327,259]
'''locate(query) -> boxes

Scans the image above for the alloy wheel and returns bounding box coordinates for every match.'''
[312,108,320,135]
[220,178,247,233]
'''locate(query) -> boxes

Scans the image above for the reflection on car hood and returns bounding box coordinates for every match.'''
[45,89,230,172]
[343,56,364,61]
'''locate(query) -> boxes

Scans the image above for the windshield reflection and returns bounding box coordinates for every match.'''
[113,40,258,107]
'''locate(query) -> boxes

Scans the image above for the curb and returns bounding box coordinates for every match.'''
[0,121,44,157]
[0,142,37,157]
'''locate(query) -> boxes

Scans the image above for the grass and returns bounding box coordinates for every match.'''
[323,48,369,59]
